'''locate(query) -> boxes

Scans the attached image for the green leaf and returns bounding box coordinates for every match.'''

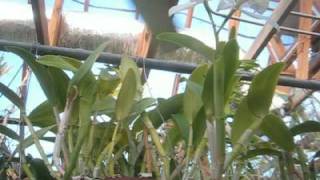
[132,94,183,132]
[290,121,320,136]
[184,64,207,123]
[157,32,215,60]
[37,55,80,72]
[17,125,56,151]
[222,39,240,103]
[97,72,120,97]
[0,82,24,109]
[231,98,258,145]
[260,114,295,151]
[247,63,284,117]
[192,107,206,149]
[172,114,189,143]
[202,65,214,116]
[163,126,181,153]
[7,47,69,110]
[131,98,156,115]
[119,57,140,82]
[240,148,281,160]
[93,96,116,114]
[69,42,108,87]
[0,125,19,140]
[115,69,137,121]
[28,101,56,129]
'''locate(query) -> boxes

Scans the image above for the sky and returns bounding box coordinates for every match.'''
[0,0,283,157]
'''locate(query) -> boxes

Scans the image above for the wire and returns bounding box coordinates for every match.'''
[0,65,23,98]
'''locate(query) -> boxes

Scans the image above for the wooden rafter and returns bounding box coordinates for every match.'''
[268,36,296,75]
[296,0,313,80]
[49,0,64,46]
[30,0,49,44]
[244,0,297,59]
[228,10,241,31]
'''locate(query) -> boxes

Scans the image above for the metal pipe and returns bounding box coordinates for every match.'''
[1,39,320,90]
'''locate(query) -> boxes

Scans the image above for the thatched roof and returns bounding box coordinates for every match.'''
[0,17,205,65]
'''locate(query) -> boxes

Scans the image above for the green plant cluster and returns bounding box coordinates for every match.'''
[0,32,319,180]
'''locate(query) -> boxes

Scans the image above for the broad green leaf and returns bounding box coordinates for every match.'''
[131,98,156,115]
[247,63,284,117]
[240,148,281,160]
[37,55,81,72]
[7,47,69,110]
[213,57,225,119]
[93,96,116,114]
[290,121,320,136]
[172,114,189,143]
[132,94,183,132]
[119,57,140,82]
[69,42,108,87]
[260,114,295,151]
[163,126,181,153]
[115,69,137,121]
[47,68,69,110]
[231,98,258,145]
[97,72,120,97]
[184,64,207,123]
[17,125,56,151]
[28,101,56,129]
[119,57,141,96]
[0,125,19,140]
[157,32,215,60]
[222,39,240,103]
[192,107,206,149]
[0,82,24,110]
[202,65,214,116]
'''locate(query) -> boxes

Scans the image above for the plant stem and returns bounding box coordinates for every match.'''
[53,88,77,174]
[214,119,225,179]
[23,114,59,179]
[296,146,310,180]
[278,155,288,180]
[106,122,120,174]
[93,123,121,178]
[182,123,193,180]
[143,114,170,180]
[143,126,153,173]
[206,120,216,177]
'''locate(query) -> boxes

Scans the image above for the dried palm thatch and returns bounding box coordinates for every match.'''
[0,19,206,65]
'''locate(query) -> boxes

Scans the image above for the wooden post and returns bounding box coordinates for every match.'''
[228,10,241,31]
[296,0,312,80]
[49,0,64,46]
[31,0,49,44]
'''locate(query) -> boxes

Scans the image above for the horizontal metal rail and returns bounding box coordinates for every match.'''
[0,39,320,90]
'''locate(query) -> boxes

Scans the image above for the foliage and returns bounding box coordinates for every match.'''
[0,17,319,180]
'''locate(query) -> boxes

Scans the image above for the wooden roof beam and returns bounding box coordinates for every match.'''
[244,0,297,59]
[48,0,64,46]
[296,0,313,80]
[30,0,49,45]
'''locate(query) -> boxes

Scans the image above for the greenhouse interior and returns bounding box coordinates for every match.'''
[0,0,320,179]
